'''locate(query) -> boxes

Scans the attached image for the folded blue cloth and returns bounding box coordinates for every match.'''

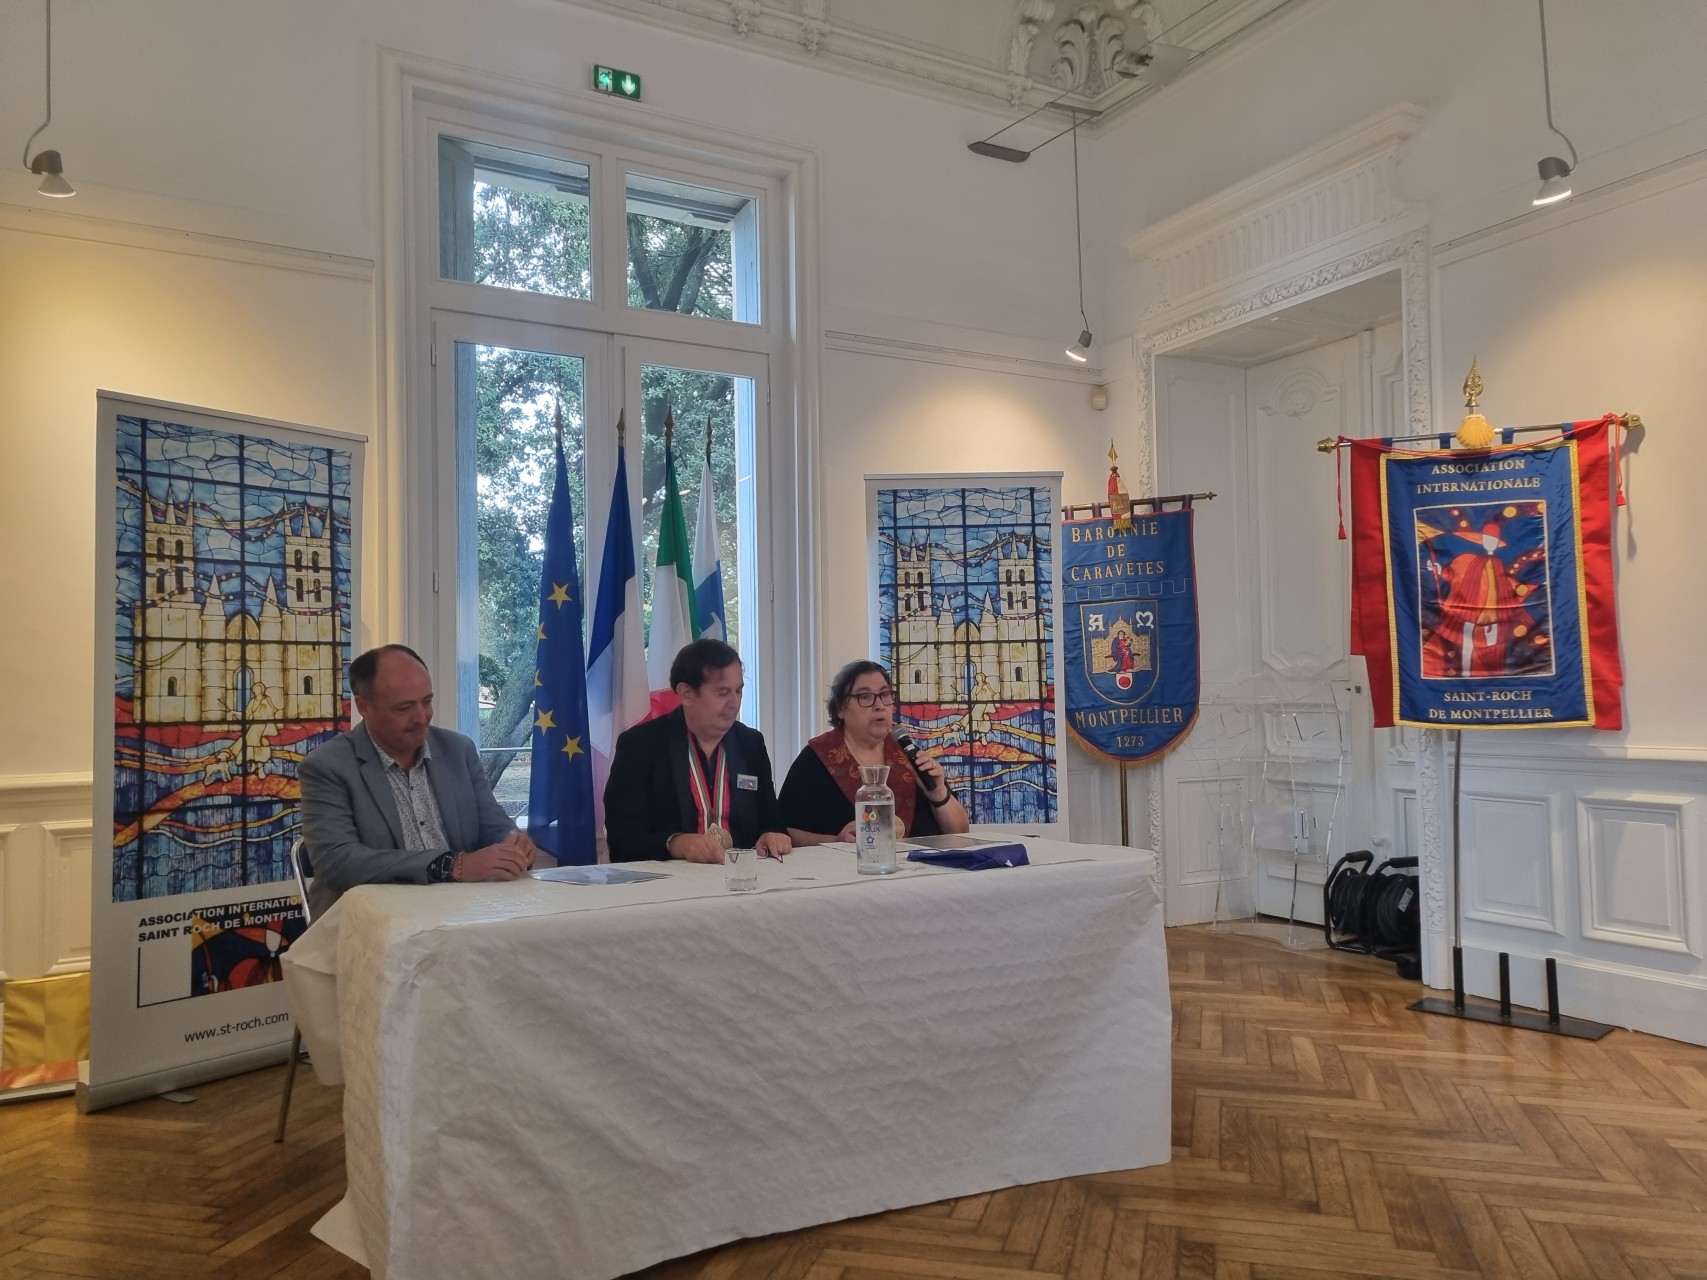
[905,842,1030,871]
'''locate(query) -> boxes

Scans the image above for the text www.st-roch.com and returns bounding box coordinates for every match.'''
[183,1010,291,1043]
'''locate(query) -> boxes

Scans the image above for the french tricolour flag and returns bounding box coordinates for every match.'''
[586,416,651,854]
[693,447,726,642]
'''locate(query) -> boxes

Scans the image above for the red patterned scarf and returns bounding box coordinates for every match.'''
[807,730,919,834]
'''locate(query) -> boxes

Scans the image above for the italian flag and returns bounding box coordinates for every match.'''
[646,416,701,718]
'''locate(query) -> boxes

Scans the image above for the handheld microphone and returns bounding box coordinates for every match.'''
[893,731,930,781]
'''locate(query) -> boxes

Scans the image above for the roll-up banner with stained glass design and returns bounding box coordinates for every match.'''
[85,394,362,1111]
[867,475,1064,830]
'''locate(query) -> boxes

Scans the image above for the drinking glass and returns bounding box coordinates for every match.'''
[725,847,759,892]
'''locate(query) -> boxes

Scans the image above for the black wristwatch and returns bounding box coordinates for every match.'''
[927,790,955,809]
[426,851,457,883]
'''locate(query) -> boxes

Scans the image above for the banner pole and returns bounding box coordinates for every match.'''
[1315,410,1641,452]
[1061,491,1215,520]
[1411,728,1612,1037]
[1118,760,1130,847]
[1451,728,1465,1010]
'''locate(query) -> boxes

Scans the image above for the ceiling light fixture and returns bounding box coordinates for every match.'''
[1531,0,1576,207]
[22,0,74,198]
[1065,109,1092,364]
[968,91,1100,164]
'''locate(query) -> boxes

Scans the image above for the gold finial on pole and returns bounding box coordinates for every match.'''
[706,416,714,465]
[1455,356,1495,449]
[616,407,627,448]
[553,400,564,451]
[664,407,675,450]
[1106,438,1132,531]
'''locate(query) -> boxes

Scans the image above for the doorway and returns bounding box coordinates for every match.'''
[1152,272,1406,926]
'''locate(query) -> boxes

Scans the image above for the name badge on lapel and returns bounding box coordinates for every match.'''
[736,773,759,791]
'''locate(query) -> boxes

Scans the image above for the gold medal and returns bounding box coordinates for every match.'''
[706,822,733,850]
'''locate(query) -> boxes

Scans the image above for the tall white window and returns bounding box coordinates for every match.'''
[410,98,801,811]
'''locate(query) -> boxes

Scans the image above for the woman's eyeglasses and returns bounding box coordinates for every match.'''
[847,690,897,708]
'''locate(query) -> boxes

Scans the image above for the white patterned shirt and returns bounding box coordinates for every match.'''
[380,738,450,854]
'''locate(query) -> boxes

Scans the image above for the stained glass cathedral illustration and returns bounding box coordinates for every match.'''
[877,486,1056,825]
[891,534,1046,704]
[114,416,353,903]
[135,494,340,724]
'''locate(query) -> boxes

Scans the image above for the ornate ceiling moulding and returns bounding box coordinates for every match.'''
[1048,1,1158,99]
[558,0,1300,116]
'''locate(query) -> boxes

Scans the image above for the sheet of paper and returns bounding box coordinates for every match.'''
[530,865,672,885]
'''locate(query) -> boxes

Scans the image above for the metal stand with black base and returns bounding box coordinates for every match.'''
[1407,731,1616,1041]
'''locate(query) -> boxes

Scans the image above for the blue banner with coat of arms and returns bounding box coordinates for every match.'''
[1062,510,1201,762]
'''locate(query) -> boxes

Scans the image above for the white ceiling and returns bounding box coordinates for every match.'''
[564,0,1302,117]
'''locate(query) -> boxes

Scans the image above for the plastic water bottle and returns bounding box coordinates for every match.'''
[855,764,898,875]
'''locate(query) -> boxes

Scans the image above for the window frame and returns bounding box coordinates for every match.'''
[427,312,608,738]
[399,84,814,763]
[619,334,769,727]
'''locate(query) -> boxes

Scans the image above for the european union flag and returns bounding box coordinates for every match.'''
[528,417,596,864]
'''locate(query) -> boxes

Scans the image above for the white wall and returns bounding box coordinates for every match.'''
[0,0,1106,774]
[1091,0,1707,1039]
[1094,0,1707,327]
[0,0,1116,973]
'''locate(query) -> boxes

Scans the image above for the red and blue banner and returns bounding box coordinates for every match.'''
[1347,416,1623,730]
[1062,509,1200,762]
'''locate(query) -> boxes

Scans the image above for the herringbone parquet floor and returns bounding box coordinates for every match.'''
[4,926,1706,1279]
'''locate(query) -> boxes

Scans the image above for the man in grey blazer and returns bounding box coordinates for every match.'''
[299,644,538,917]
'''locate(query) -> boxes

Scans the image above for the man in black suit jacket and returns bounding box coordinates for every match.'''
[605,639,791,862]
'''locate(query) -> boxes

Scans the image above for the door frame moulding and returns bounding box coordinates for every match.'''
[1121,104,1447,977]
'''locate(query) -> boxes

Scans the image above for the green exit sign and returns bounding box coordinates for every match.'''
[593,65,643,101]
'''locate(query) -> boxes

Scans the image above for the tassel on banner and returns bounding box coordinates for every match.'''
[1335,438,1348,540]
[1613,413,1642,506]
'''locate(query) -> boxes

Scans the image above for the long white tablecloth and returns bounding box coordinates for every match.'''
[282,837,1171,1280]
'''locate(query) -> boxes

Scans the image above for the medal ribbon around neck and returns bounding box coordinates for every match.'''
[686,740,731,835]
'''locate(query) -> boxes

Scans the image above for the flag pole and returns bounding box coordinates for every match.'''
[1061,493,1215,519]
[1316,411,1641,452]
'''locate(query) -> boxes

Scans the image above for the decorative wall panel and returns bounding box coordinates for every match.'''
[1463,792,1558,933]
[40,821,92,975]
[1578,793,1693,954]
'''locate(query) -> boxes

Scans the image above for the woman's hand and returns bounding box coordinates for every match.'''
[913,751,951,802]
